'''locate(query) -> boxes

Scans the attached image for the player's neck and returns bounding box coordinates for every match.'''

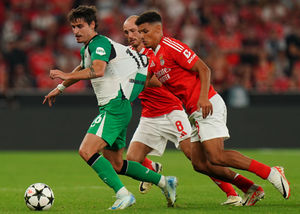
[84,32,98,45]
[152,35,163,50]
[135,43,144,53]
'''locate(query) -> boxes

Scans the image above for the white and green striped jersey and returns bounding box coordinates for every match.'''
[80,35,148,106]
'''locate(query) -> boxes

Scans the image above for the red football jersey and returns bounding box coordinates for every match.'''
[153,36,217,114]
[138,47,183,117]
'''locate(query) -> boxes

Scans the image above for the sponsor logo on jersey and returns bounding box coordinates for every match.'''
[96,47,106,56]
[156,67,171,83]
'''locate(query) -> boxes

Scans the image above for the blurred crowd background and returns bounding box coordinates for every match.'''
[1,0,300,101]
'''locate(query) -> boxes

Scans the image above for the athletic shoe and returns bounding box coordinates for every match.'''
[221,195,242,206]
[109,192,136,210]
[268,166,290,199]
[139,162,163,194]
[242,184,265,206]
[161,176,178,207]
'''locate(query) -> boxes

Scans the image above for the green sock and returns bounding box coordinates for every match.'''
[90,155,124,193]
[124,160,161,185]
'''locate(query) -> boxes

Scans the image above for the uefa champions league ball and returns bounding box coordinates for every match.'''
[24,183,54,211]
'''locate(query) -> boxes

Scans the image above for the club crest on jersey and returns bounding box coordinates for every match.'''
[159,56,165,65]
[96,47,106,56]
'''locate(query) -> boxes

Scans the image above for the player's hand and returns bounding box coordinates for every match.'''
[42,88,61,107]
[50,69,70,80]
[197,96,213,119]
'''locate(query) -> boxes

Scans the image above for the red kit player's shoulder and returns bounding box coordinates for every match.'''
[160,36,188,53]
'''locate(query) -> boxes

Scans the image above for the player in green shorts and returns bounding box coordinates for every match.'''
[43,5,177,210]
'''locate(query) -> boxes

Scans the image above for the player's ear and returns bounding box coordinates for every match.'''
[154,23,162,34]
[90,21,96,30]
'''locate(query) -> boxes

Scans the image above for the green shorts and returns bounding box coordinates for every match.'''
[87,97,132,150]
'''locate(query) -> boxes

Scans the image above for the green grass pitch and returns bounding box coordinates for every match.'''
[0,149,299,214]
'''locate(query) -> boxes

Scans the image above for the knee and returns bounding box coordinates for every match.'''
[126,153,137,162]
[126,152,145,163]
[206,153,226,166]
[78,147,90,161]
[191,160,209,175]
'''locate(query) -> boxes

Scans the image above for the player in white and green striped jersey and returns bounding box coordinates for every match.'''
[43,5,177,210]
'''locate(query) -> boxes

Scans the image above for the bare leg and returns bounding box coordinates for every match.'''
[103,148,125,172]
[178,138,192,160]
[202,138,252,170]
[126,141,153,163]
[191,141,237,182]
[79,133,107,161]
[79,133,127,195]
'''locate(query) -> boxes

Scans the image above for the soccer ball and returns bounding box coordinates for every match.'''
[24,183,54,211]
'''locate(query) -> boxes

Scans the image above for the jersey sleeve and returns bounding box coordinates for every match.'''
[89,37,112,62]
[168,39,199,70]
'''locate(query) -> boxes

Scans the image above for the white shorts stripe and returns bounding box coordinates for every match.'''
[96,112,106,137]
[162,40,182,52]
[164,37,184,50]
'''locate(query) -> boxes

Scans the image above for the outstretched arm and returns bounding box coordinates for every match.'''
[43,65,82,107]
[191,59,213,118]
[50,60,106,81]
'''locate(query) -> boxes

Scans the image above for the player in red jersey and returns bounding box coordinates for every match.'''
[135,11,290,206]
[123,15,242,206]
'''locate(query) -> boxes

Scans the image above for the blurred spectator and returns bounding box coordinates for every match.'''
[206,49,233,93]
[0,53,8,94]
[254,51,274,92]
[264,28,285,61]
[12,64,35,90]
[28,39,56,89]
[121,0,147,17]
[240,27,261,67]
[4,41,29,88]
[290,61,300,91]
[285,21,300,77]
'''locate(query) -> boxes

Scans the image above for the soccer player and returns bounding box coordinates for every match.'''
[43,6,178,210]
[123,15,242,206]
[135,11,291,206]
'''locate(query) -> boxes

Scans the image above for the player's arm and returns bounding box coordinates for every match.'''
[146,75,162,88]
[50,38,110,81]
[49,60,106,81]
[144,69,154,88]
[60,64,82,87]
[190,58,213,118]
[43,64,82,107]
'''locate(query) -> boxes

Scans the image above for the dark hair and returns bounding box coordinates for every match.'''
[135,11,162,26]
[67,5,98,30]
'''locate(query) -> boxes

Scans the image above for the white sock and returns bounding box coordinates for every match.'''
[116,187,129,196]
[267,167,276,182]
[157,175,166,188]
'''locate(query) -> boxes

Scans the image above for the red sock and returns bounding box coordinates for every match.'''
[141,157,155,171]
[232,174,254,193]
[248,159,271,179]
[210,177,238,197]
